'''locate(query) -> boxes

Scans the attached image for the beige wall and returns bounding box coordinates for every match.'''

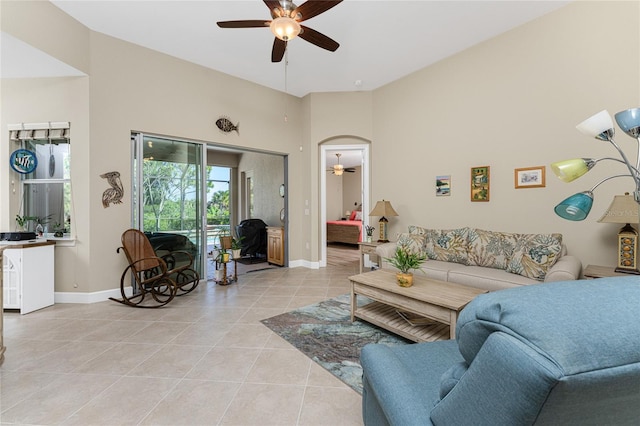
[237,151,285,227]
[326,173,343,220]
[309,92,374,261]
[343,166,362,215]
[372,0,640,269]
[85,31,301,292]
[1,0,639,297]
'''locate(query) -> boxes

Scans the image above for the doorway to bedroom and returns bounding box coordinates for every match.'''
[320,142,370,268]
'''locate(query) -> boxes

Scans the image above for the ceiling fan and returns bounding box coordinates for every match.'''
[216,0,343,62]
[327,153,356,175]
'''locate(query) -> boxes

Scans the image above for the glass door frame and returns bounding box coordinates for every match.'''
[132,132,208,280]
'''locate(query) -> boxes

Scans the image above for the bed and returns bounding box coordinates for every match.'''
[327,220,363,244]
[326,209,363,245]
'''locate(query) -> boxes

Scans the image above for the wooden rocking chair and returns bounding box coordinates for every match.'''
[109,229,200,308]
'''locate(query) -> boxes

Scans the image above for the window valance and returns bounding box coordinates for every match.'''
[8,122,70,142]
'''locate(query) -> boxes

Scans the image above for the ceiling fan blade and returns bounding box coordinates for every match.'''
[271,38,287,62]
[299,25,339,51]
[217,20,270,29]
[263,0,281,11]
[294,1,343,22]
[345,169,356,173]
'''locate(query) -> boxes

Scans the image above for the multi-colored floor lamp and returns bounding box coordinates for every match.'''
[552,108,640,273]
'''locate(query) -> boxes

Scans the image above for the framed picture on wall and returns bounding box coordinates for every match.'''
[470,166,490,201]
[515,166,546,189]
[436,175,451,196]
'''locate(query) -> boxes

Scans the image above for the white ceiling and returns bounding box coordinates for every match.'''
[1,1,570,98]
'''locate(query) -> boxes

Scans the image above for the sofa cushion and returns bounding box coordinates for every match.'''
[421,260,468,282]
[466,228,517,270]
[448,265,537,291]
[422,227,470,265]
[505,233,563,281]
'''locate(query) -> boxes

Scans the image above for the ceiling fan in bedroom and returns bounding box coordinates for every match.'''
[216,0,343,62]
[327,153,356,176]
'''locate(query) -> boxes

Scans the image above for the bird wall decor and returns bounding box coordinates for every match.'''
[100,171,124,208]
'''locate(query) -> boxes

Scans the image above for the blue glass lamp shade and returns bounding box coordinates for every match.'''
[554,191,594,221]
[614,108,640,138]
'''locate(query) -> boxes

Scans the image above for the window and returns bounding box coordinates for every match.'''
[10,123,72,238]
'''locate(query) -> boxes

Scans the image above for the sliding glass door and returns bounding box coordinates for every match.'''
[132,133,206,277]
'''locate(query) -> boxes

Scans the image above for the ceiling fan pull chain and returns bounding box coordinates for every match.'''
[284,47,289,122]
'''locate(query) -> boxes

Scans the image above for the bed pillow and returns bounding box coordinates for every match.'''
[349,210,357,220]
[355,211,363,221]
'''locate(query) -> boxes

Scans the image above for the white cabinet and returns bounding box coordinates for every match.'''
[2,241,55,314]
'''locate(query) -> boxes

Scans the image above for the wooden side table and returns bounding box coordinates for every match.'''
[215,258,238,286]
[583,264,634,279]
[358,241,382,273]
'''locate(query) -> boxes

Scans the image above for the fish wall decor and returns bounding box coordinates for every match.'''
[100,171,124,208]
[216,117,240,135]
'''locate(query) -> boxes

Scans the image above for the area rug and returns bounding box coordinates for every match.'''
[261,294,411,393]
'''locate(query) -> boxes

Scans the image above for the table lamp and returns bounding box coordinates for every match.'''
[597,193,640,274]
[369,200,398,242]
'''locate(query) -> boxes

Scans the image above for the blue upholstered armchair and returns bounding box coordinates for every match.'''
[361,277,640,425]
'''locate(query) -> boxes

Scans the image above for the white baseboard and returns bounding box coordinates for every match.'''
[288,259,320,269]
[53,262,325,304]
[54,287,133,304]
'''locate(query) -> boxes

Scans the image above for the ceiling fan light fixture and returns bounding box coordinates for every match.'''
[270,17,301,41]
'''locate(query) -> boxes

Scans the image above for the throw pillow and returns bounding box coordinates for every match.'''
[423,227,470,265]
[505,233,563,281]
[349,210,357,220]
[467,229,517,270]
[396,233,426,256]
[408,225,428,235]
[354,211,363,221]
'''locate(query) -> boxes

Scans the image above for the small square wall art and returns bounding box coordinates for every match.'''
[436,175,451,196]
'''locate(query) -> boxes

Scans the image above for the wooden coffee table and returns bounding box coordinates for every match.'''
[349,269,487,342]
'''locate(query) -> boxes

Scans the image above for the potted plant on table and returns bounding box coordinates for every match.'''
[216,247,230,263]
[231,235,244,259]
[365,225,375,243]
[384,246,427,287]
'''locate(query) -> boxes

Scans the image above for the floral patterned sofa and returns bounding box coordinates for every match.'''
[375,226,582,291]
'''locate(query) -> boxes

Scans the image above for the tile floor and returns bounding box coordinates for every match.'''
[0,260,364,425]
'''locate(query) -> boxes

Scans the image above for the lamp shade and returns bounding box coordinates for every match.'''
[576,110,614,141]
[550,158,596,183]
[614,108,640,138]
[270,17,301,41]
[554,191,594,221]
[597,193,640,224]
[369,200,398,217]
